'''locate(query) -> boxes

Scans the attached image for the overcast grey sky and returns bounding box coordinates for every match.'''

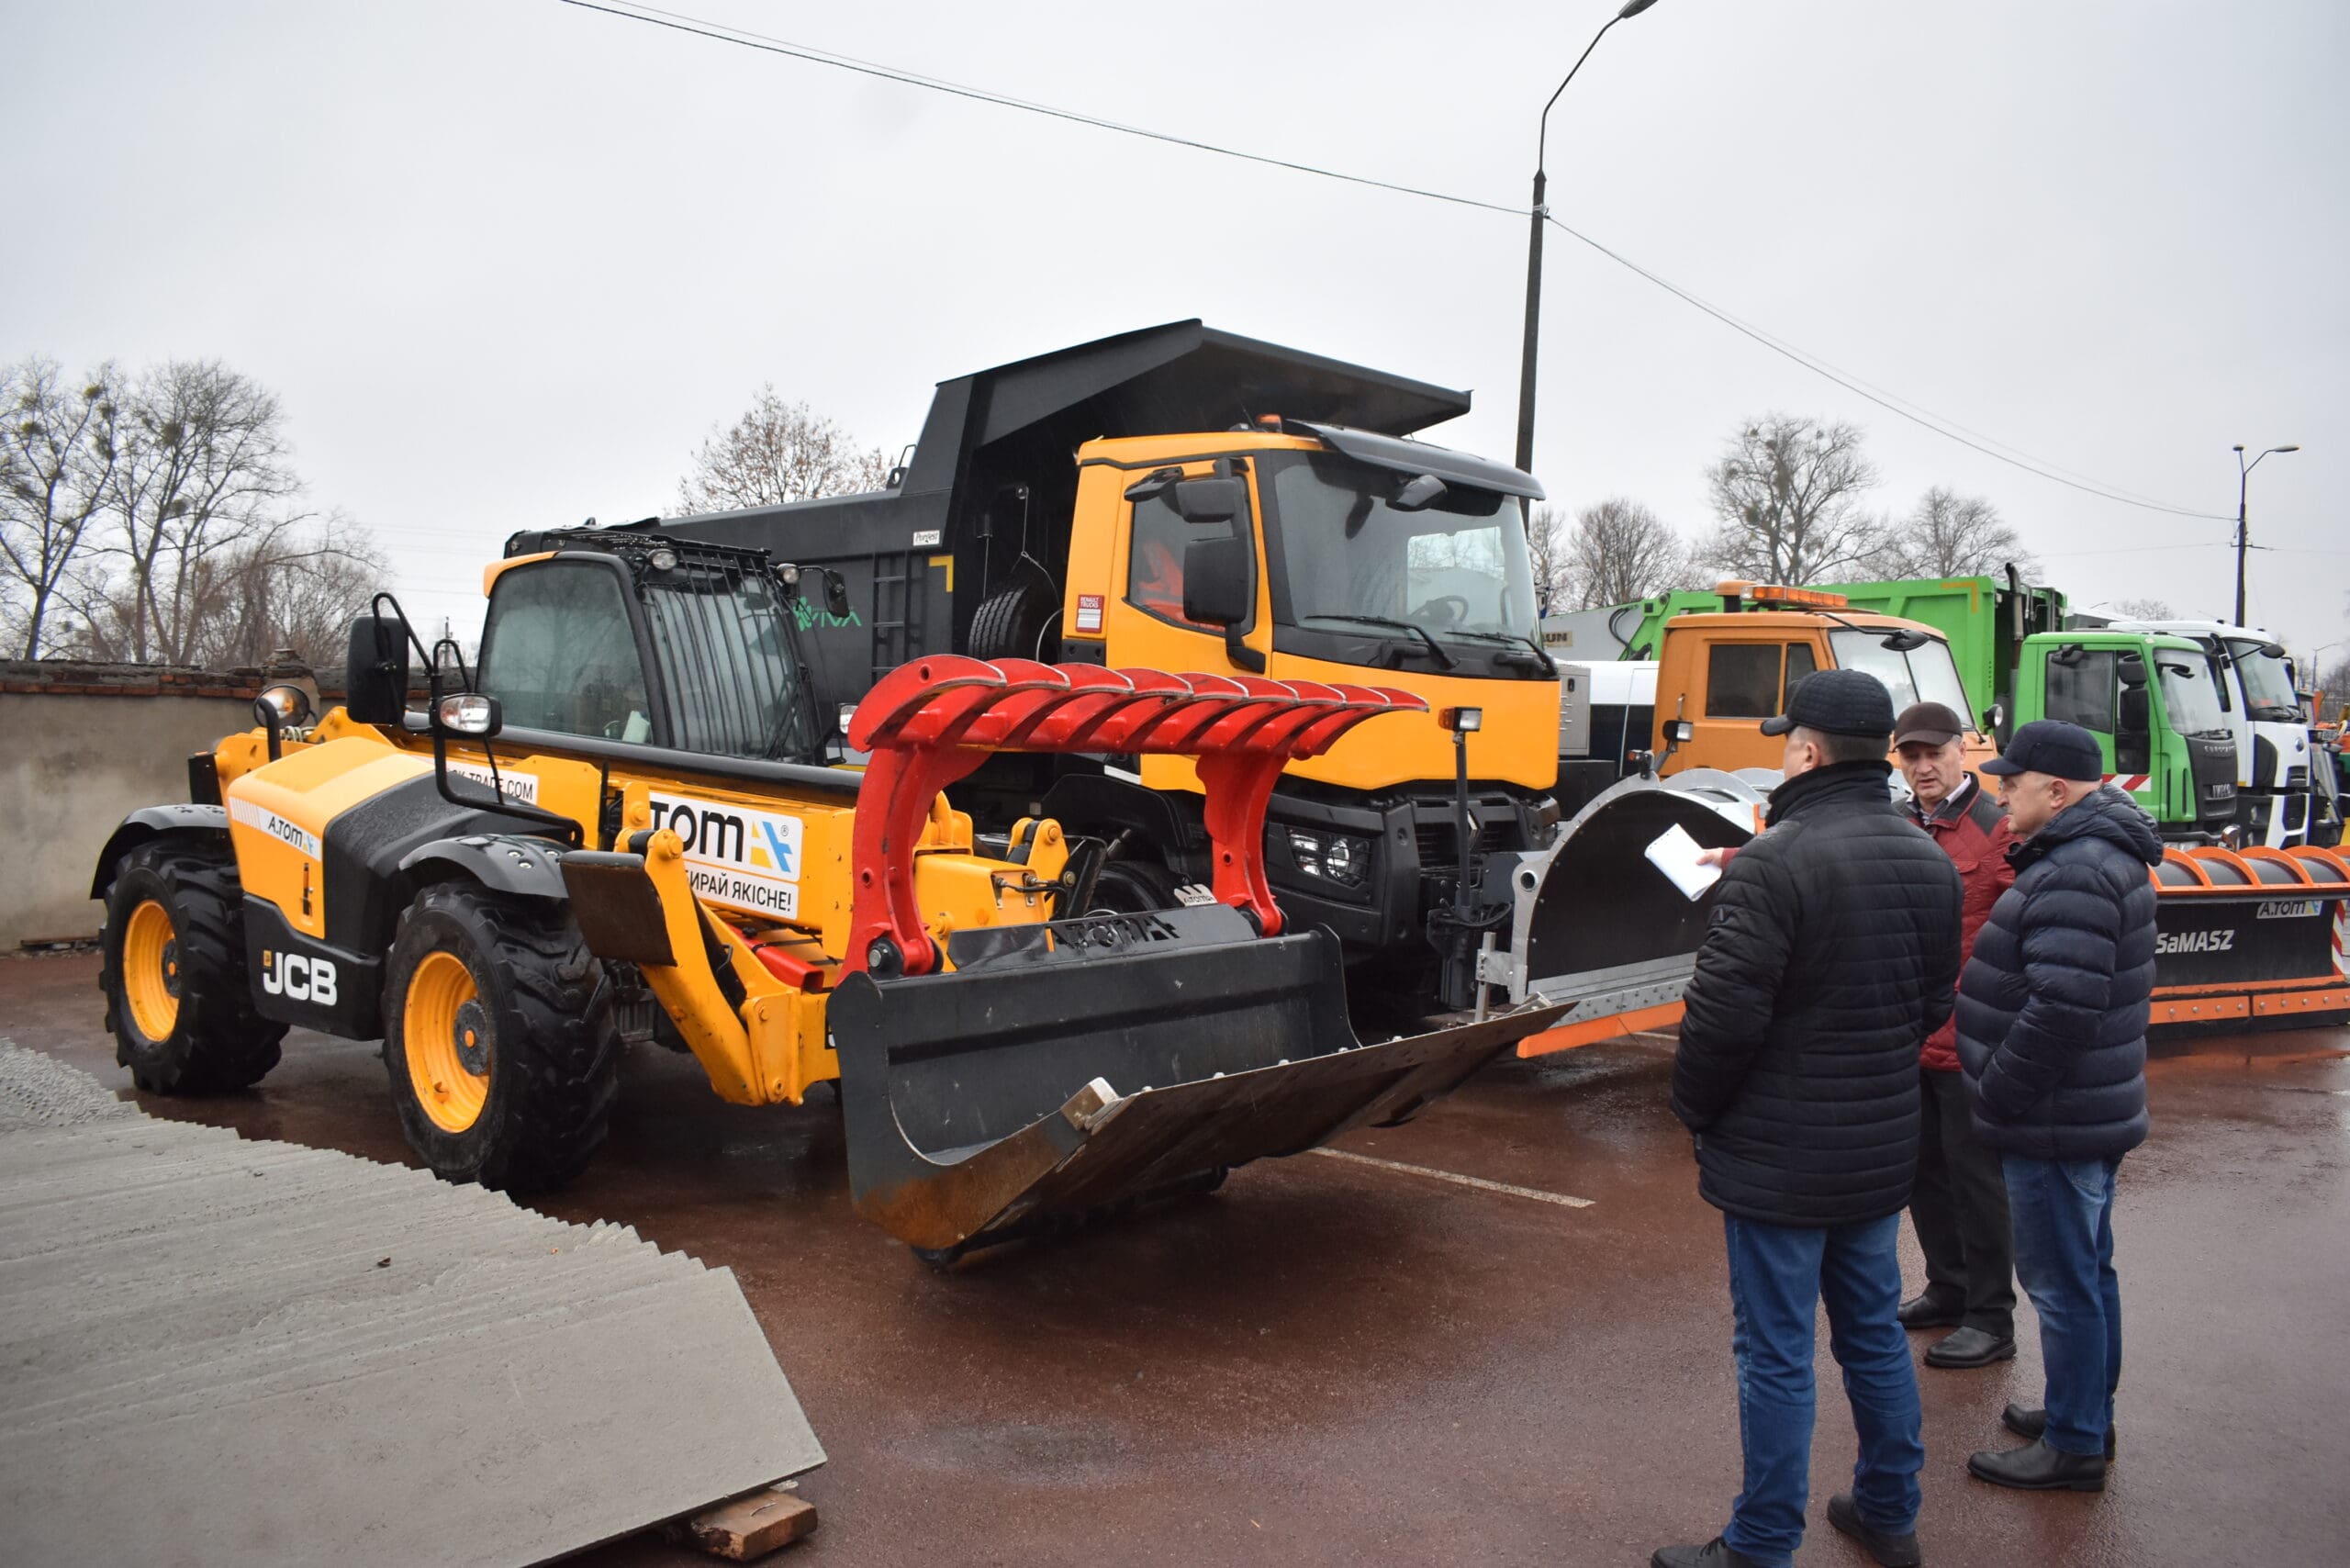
[5,1,2343,665]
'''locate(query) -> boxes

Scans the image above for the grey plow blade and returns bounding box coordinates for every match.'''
[828,904,1567,1257]
[1496,769,1769,1025]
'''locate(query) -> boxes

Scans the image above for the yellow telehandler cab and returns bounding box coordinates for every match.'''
[92,532,1564,1261]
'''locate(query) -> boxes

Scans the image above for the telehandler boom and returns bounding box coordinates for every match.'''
[92,532,1565,1261]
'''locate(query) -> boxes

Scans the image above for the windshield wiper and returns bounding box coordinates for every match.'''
[1444,628,1558,676]
[1301,614,1457,670]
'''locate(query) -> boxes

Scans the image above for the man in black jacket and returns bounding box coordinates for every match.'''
[1652,670,1964,1568]
[1956,720,2161,1493]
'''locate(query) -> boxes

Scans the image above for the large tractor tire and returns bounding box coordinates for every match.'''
[99,837,285,1094]
[382,882,618,1192]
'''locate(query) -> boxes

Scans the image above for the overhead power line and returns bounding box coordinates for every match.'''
[553,0,1520,217]
[554,0,2234,525]
[1539,217,2232,521]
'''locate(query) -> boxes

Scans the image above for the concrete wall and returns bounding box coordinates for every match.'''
[0,667,268,947]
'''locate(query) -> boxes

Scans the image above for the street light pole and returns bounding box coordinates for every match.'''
[1514,0,1661,486]
[2232,442,2300,626]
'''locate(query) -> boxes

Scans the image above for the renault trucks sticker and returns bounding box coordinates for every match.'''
[229,797,319,859]
[448,761,541,803]
[646,791,805,918]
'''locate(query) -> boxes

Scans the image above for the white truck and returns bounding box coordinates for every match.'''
[2107,621,2314,847]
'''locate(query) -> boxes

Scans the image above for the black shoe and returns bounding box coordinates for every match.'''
[2001,1404,2117,1459]
[1651,1539,1764,1568]
[1923,1326,2017,1369]
[1967,1438,2107,1492]
[1826,1491,1921,1567]
[1897,1290,1964,1329]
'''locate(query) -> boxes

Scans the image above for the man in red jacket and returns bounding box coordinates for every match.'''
[1892,701,2020,1371]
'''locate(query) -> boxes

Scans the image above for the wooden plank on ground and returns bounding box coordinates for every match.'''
[683,1487,820,1560]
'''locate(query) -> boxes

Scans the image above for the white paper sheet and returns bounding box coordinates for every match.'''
[1644,823,1722,902]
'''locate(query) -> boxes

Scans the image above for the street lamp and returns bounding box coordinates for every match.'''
[2232,442,2300,626]
[1514,0,1662,486]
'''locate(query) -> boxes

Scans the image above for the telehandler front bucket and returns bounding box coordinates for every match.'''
[830,658,1567,1257]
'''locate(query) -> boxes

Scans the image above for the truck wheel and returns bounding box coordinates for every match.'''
[967,573,1056,662]
[1088,858,1181,914]
[99,838,286,1094]
[382,882,618,1192]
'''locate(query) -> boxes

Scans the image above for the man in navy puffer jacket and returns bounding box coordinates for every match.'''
[1956,720,2162,1495]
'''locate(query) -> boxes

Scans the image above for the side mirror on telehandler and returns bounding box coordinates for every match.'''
[822,568,852,620]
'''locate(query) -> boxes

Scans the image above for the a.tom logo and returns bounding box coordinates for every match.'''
[646,791,805,919]
[448,761,541,803]
[2256,900,2322,920]
[229,796,319,859]
[258,948,338,1005]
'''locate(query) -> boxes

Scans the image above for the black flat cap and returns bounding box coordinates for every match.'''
[1981,719,2106,782]
[1760,667,1895,739]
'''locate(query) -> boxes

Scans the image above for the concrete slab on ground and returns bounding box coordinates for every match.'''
[0,1041,824,1568]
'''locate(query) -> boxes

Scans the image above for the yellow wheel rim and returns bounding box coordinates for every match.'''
[122,899,183,1043]
[404,950,491,1134]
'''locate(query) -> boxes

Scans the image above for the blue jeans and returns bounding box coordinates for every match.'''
[2003,1154,2122,1456]
[1720,1212,1923,1566]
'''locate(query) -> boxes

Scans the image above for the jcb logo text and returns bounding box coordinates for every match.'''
[260,948,339,1005]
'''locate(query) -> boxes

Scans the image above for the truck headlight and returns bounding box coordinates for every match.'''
[1284,827,1373,890]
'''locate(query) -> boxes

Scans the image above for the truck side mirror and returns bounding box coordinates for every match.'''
[1181,537,1250,628]
[2118,686,2149,734]
[1171,476,1244,523]
[1181,536,1266,674]
[822,567,852,620]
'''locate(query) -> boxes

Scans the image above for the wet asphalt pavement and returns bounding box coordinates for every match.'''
[5,949,2344,1566]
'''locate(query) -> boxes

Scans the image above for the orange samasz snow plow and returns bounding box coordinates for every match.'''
[2146,844,2350,1035]
[90,533,1564,1266]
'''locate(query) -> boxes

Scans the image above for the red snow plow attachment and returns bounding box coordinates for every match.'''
[831,657,1566,1259]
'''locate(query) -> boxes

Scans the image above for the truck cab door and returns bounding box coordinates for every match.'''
[1668,636,1796,773]
[1103,458,1270,678]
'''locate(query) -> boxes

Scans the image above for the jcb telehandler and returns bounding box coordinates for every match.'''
[92,531,1570,1261]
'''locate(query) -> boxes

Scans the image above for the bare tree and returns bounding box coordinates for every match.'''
[89,360,307,664]
[676,386,891,514]
[1701,414,1885,583]
[2109,597,2176,622]
[198,514,387,666]
[1,356,120,655]
[1876,487,2031,578]
[1561,497,1700,610]
[1526,504,1572,615]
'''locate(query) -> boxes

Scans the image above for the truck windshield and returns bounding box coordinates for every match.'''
[2156,657,2229,736]
[640,566,817,761]
[1826,630,1974,720]
[1261,452,1538,648]
[2224,640,2302,721]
